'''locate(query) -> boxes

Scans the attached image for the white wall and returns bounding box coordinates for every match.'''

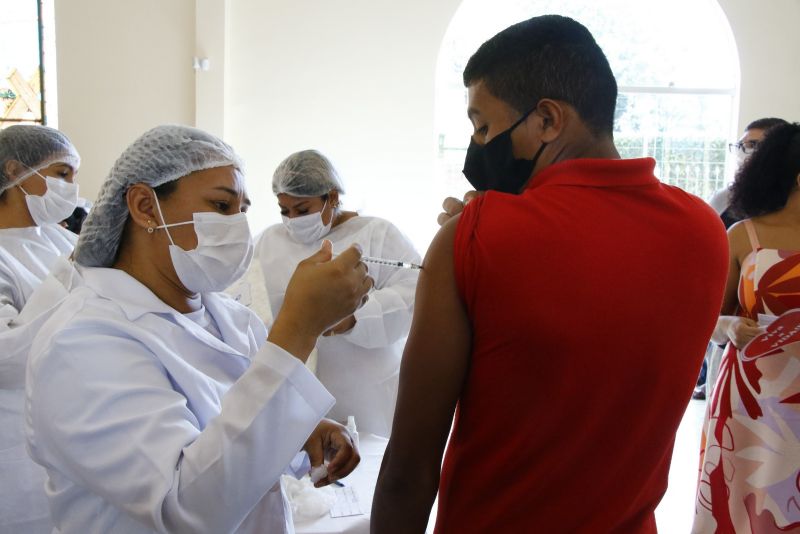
[52,1,800,251]
[225,0,462,250]
[717,0,800,132]
[195,0,227,138]
[54,0,196,202]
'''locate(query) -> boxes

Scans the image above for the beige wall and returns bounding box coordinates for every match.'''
[53,1,800,247]
[195,0,227,138]
[225,0,462,245]
[54,0,196,202]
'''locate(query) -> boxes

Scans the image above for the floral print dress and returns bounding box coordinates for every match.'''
[694,219,800,533]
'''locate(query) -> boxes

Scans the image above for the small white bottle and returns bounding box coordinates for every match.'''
[346,415,359,450]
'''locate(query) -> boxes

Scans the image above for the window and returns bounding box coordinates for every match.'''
[1,0,57,129]
[435,0,739,200]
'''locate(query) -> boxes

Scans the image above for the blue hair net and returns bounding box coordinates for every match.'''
[74,125,243,267]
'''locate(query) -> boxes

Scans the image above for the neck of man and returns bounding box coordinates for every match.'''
[532,130,621,179]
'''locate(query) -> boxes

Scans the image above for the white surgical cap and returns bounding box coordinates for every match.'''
[74,124,243,268]
[0,124,80,193]
[272,149,345,197]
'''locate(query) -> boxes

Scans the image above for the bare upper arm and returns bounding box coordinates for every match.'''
[721,222,750,315]
[385,214,471,470]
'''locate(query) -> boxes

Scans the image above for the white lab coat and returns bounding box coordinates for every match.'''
[0,223,76,330]
[0,224,76,534]
[25,266,335,534]
[256,216,420,437]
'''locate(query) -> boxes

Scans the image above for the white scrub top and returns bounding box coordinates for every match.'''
[0,223,76,330]
[25,267,335,534]
[256,216,420,437]
[0,224,76,534]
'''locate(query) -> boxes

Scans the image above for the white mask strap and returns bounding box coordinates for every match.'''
[151,191,192,246]
[17,165,47,196]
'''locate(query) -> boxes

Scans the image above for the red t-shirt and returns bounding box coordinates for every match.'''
[436,158,728,533]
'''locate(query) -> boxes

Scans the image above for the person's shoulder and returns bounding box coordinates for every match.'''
[28,287,98,366]
[254,222,290,252]
[355,215,402,233]
[259,222,289,240]
[662,184,721,217]
[726,219,752,249]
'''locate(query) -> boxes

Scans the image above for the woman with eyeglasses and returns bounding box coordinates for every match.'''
[703,118,790,400]
[694,122,800,533]
[710,117,788,229]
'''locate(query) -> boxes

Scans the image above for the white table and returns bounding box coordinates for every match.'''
[294,434,388,534]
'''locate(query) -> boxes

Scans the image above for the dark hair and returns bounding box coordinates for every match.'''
[153,179,178,199]
[462,15,617,137]
[729,122,800,218]
[745,117,788,132]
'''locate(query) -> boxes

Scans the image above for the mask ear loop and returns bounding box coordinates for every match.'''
[151,192,176,246]
[316,196,332,226]
[17,165,48,196]
[150,190,195,244]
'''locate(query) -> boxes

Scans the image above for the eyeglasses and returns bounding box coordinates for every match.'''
[728,140,759,155]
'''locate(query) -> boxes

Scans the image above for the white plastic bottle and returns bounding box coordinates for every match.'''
[346,415,359,450]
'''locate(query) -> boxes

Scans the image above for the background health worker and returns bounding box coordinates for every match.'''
[0,124,81,329]
[0,124,80,534]
[24,125,369,533]
[255,149,420,437]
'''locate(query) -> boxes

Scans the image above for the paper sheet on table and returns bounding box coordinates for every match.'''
[330,486,364,518]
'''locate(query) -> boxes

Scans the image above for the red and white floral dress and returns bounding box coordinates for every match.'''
[694,219,800,533]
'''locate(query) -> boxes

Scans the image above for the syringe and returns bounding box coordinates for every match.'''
[362,256,423,270]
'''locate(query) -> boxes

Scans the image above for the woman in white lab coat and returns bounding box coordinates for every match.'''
[0,124,81,329]
[0,124,80,534]
[25,126,370,533]
[256,150,420,437]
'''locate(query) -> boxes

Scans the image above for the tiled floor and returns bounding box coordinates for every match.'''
[655,398,707,533]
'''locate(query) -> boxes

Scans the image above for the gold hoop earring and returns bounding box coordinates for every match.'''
[146,221,155,234]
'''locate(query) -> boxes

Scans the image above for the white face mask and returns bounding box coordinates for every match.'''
[152,194,254,294]
[18,169,79,226]
[282,199,333,244]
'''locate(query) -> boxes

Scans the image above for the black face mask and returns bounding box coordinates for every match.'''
[462,108,548,194]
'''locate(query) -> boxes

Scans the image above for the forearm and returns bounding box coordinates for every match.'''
[268,312,318,362]
[371,445,440,533]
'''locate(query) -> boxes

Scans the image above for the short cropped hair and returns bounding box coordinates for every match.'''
[730,122,800,217]
[463,14,617,137]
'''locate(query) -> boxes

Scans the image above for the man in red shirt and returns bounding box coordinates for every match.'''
[371,14,728,534]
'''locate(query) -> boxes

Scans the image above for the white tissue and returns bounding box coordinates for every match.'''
[282,475,337,520]
[309,464,329,484]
